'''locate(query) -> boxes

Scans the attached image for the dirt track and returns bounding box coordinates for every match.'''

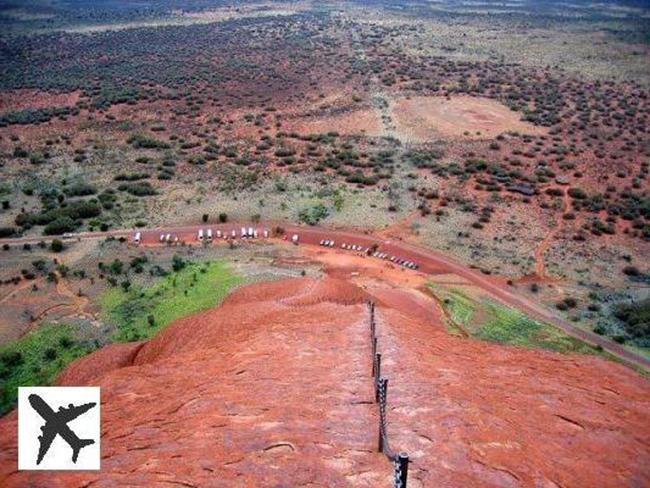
[1,221,648,371]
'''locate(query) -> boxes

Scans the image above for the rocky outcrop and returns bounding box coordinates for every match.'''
[56,341,145,386]
[0,277,648,487]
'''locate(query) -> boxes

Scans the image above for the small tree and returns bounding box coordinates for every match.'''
[219,213,228,223]
[50,239,64,253]
[202,213,209,223]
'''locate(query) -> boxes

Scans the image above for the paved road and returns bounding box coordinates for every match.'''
[2,221,648,371]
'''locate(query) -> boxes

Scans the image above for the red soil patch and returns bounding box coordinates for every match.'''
[392,95,548,141]
[285,107,384,137]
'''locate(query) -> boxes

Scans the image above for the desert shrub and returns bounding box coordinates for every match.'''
[117,182,157,197]
[298,204,330,225]
[568,187,587,199]
[127,134,169,149]
[546,188,563,197]
[43,348,57,361]
[63,183,97,197]
[50,239,64,252]
[0,227,17,238]
[188,155,206,165]
[622,266,640,277]
[44,217,77,235]
[1,351,23,367]
[115,172,149,181]
[218,213,228,223]
[613,299,650,341]
[98,191,117,209]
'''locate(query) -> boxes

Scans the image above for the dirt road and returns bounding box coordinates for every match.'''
[1,221,648,370]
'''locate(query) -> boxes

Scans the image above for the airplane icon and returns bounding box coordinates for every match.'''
[28,393,96,465]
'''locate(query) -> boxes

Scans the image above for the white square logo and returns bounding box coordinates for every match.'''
[18,386,100,470]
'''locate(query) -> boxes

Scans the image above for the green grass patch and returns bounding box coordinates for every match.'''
[426,283,474,334]
[0,323,94,416]
[100,259,243,342]
[475,301,598,354]
[445,290,474,327]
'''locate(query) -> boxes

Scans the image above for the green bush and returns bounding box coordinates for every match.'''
[127,134,170,149]
[613,299,649,341]
[63,183,97,197]
[298,204,330,225]
[45,217,77,236]
[117,182,157,197]
[0,227,17,238]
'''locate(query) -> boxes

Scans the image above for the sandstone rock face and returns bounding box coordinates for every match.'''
[55,341,145,386]
[0,277,648,487]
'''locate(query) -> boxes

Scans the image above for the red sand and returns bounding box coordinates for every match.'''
[1,276,648,487]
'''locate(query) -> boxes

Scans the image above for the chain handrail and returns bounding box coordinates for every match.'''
[368,301,409,488]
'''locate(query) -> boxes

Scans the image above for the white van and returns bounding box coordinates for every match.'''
[216,230,222,238]
[207,229,213,241]
[263,230,269,238]
[198,229,204,241]
[231,229,237,238]
[159,234,165,242]
[134,232,141,244]
[165,234,172,242]
[241,227,247,238]
[248,227,254,238]
[253,229,258,238]
[292,234,299,244]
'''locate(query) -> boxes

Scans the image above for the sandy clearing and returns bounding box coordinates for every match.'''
[285,107,384,137]
[392,95,548,141]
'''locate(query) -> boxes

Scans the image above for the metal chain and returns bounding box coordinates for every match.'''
[368,302,409,487]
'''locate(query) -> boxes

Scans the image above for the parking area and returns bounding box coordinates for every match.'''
[319,239,419,270]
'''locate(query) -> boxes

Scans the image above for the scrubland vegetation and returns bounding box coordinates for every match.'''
[0,0,648,359]
[0,323,92,415]
[100,258,242,342]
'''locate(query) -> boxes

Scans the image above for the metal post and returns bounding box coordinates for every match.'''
[398,453,409,487]
[374,353,381,401]
[377,377,387,453]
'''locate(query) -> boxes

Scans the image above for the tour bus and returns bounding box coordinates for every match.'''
[207,229,213,241]
[198,229,204,241]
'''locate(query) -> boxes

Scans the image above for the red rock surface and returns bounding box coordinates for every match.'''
[56,341,145,386]
[0,277,648,487]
